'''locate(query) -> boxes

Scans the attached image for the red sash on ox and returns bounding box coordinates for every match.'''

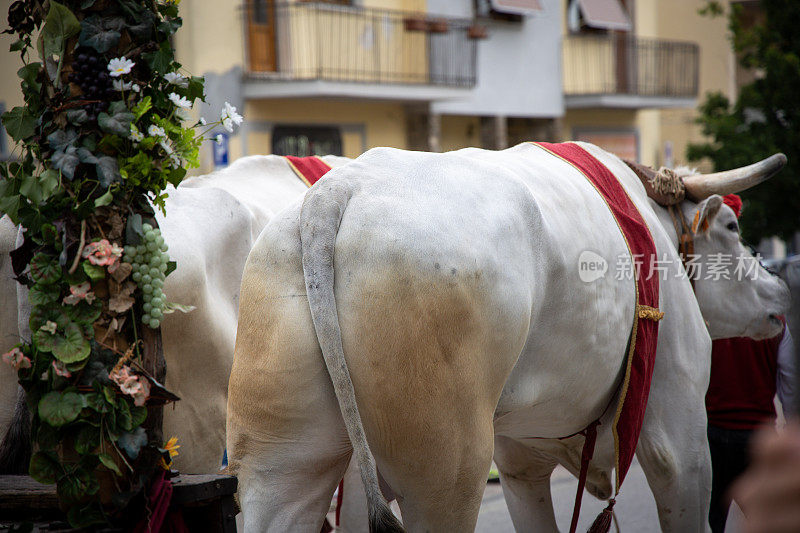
[531,142,663,495]
[284,155,332,187]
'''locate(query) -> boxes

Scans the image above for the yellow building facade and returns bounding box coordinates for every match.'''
[0,0,739,172]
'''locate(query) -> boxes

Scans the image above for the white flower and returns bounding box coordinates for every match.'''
[169,153,182,169]
[168,92,191,109]
[108,56,135,77]
[132,83,141,93]
[164,72,189,88]
[214,134,224,145]
[219,102,243,133]
[148,125,166,138]
[129,124,144,142]
[112,79,133,91]
[198,117,207,126]
[159,140,174,154]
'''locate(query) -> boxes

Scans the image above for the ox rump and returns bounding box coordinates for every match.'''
[226,142,789,533]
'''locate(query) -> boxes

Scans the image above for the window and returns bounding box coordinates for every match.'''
[272,126,343,157]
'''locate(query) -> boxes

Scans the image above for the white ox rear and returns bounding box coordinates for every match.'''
[227,142,789,532]
[0,154,349,474]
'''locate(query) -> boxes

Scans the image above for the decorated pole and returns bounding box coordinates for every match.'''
[1,0,240,527]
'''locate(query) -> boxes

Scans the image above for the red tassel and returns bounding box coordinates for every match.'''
[587,498,615,533]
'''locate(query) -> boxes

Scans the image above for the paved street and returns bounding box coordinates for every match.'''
[476,460,659,533]
[476,460,745,533]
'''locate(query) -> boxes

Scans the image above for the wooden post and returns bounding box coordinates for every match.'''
[140,325,166,445]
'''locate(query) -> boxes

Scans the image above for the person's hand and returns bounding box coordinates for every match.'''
[732,422,800,533]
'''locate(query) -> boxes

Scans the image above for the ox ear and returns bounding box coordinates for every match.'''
[692,195,723,235]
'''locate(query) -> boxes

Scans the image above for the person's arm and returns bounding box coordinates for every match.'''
[733,422,800,533]
[776,326,797,415]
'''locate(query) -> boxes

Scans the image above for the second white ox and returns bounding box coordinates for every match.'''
[1,154,349,473]
[227,142,790,532]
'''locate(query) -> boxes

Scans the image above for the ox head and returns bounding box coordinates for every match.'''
[633,154,791,340]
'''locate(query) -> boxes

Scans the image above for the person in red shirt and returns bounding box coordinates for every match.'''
[705,195,797,533]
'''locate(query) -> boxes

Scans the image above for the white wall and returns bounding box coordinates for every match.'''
[428,0,564,118]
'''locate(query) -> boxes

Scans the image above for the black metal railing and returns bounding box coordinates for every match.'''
[245,1,478,87]
[563,34,699,98]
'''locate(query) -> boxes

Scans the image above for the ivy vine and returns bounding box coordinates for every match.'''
[1,0,242,527]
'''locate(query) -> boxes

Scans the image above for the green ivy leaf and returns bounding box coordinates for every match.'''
[77,147,98,164]
[66,109,88,126]
[96,156,120,187]
[40,169,61,199]
[48,130,79,152]
[29,450,63,484]
[125,214,143,245]
[18,63,42,93]
[143,40,173,74]
[2,106,36,141]
[94,189,113,207]
[38,390,84,427]
[52,146,79,180]
[40,1,81,59]
[97,101,134,136]
[52,322,91,363]
[20,173,44,204]
[97,452,122,477]
[186,75,205,102]
[0,194,21,222]
[78,15,124,53]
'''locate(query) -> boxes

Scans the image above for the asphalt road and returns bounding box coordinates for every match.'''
[475,459,746,533]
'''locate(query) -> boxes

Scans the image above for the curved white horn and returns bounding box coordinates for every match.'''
[683,153,787,200]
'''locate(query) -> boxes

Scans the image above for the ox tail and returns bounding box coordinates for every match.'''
[0,386,31,474]
[299,180,404,533]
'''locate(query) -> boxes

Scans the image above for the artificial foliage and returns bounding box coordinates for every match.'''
[1,0,241,526]
[688,0,800,243]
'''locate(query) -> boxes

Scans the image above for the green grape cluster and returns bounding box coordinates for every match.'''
[122,223,170,329]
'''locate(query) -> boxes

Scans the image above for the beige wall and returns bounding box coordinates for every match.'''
[244,98,407,159]
[560,0,735,168]
[0,0,26,156]
[173,0,244,76]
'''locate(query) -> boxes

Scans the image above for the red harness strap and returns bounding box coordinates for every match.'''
[284,155,332,187]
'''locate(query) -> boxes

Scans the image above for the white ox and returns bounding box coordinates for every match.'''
[226,142,790,532]
[0,154,349,474]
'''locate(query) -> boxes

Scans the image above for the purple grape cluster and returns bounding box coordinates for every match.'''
[68,48,112,121]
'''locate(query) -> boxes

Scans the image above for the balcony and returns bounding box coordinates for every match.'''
[243,2,480,102]
[563,34,700,109]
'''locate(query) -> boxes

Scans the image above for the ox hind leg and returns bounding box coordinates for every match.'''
[493,435,560,532]
[226,222,353,532]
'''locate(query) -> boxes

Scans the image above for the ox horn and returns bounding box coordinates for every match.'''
[683,153,787,201]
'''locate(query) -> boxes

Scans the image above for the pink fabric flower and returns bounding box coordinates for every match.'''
[2,347,31,371]
[63,282,96,305]
[109,365,150,406]
[82,239,123,268]
[51,360,72,378]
